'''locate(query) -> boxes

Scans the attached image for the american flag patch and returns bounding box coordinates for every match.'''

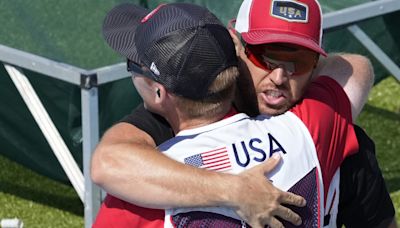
[184,147,231,172]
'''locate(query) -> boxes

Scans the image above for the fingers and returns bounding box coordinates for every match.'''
[280,191,307,207]
[265,217,284,228]
[241,153,280,177]
[259,153,306,207]
[274,205,302,226]
[236,153,306,228]
[259,153,282,174]
[248,223,263,228]
[250,218,284,228]
[252,204,301,228]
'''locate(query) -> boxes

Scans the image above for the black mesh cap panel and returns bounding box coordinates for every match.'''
[102,3,150,63]
[208,24,238,68]
[135,3,237,99]
[174,26,233,99]
[142,28,197,91]
[103,2,238,99]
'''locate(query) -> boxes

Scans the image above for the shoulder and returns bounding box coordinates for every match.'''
[290,76,358,191]
[290,76,356,149]
[120,103,174,146]
[291,76,352,122]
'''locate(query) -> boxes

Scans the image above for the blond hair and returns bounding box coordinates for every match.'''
[174,66,239,118]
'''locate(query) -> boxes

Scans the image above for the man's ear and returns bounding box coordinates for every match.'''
[229,29,244,57]
[153,84,167,104]
[156,88,161,98]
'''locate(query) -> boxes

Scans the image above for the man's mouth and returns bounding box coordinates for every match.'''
[260,90,287,106]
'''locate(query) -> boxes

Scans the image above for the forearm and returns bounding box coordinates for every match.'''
[97,144,238,209]
[91,123,306,227]
[91,123,237,209]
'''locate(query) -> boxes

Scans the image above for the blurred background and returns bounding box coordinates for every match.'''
[0,0,399,227]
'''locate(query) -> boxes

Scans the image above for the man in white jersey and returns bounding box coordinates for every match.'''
[92,2,382,228]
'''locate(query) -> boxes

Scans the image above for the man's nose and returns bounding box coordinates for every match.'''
[269,68,288,85]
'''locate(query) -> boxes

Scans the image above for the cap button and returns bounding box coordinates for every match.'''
[198,20,205,27]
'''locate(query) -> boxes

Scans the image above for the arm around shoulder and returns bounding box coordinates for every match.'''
[91,122,158,202]
[91,123,306,227]
[91,122,240,209]
[314,53,374,120]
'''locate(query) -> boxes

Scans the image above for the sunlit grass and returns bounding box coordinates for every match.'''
[0,154,83,228]
[357,76,400,224]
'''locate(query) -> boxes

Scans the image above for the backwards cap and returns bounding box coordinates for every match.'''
[102,3,238,100]
[235,0,326,56]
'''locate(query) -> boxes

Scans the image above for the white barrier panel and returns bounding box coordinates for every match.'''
[4,64,84,202]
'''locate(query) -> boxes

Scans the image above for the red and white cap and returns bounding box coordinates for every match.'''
[235,0,327,56]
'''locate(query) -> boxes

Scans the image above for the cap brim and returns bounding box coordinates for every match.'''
[102,3,150,63]
[242,30,327,57]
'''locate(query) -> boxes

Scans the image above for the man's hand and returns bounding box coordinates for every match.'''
[92,123,306,227]
[232,154,306,228]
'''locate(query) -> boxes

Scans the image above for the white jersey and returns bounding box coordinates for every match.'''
[93,77,358,228]
[159,112,325,227]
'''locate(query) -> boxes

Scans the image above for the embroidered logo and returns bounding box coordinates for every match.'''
[150,62,160,75]
[271,0,309,23]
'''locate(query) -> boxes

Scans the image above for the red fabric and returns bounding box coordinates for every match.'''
[93,195,164,228]
[94,76,358,227]
[93,108,239,228]
[223,107,238,119]
[290,76,359,204]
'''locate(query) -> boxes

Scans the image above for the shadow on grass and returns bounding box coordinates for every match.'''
[0,181,83,216]
[359,103,400,194]
[386,177,400,194]
[362,104,400,121]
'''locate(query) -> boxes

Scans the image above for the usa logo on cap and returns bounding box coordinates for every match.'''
[271,0,309,22]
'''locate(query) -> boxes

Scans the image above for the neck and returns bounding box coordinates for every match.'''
[167,105,233,134]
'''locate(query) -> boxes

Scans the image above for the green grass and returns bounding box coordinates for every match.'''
[0,76,398,227]
[0,154,83,227]
[357,76,400,223]
[357,76,400,192]
[392,191,400,223]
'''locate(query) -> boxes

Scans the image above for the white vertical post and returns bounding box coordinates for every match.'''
[81,86,101,228]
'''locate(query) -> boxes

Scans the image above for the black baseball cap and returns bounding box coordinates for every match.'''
[102,3,238,100]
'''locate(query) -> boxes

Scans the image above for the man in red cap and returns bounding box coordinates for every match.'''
[91,0,395,227]
[229,0,396,227]
[232,0,329,116]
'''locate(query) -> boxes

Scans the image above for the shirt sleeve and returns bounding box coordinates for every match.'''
[120,103,174,146]
[337,125,395,228]
[290,76,359,197]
